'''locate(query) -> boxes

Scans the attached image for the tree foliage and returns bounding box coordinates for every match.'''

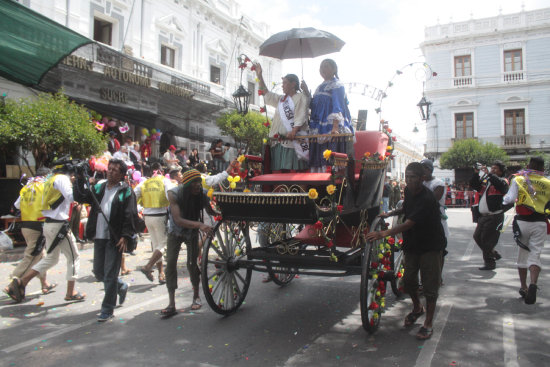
[0,92,107,173]
[215,110,270,154]
[439,139,509,170]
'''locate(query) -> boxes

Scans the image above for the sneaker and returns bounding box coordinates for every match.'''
[519,288,528,298]
[525,284,537,305]
[478,264,496,271]
[97,312,114,322]
[493,251,502,261]
[118,282,129,305]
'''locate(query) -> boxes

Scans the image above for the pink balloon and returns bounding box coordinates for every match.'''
[108,120,117,128]
[102,117,109,123]
[95,162,107,172]
[132,171,142,181]
[165,174,170,179]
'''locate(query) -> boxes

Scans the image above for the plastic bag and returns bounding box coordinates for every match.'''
[0,231,14,251]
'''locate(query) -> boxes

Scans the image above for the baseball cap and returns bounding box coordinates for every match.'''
[420,158,434,172]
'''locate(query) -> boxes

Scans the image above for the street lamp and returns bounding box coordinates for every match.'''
[233,54,251,115]
[417,95,431,122]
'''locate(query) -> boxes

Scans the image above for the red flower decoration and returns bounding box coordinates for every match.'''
[387,128,392,133]
[392,136,397,142]
[263,121,270,127]
[397,272,403,278]
[378,271,385,279]
[370,319,375,326]
[314,221,323,230]
[369,302,379,310]
[337,205,343,213]
[326,166,332,173]
[214,215,222,222]
[327,241,334,248]
[273,134,279,139]
[371,261,379,268]
[379,155,385,161]
[259,106,266,113]
[239,63,247,69]
[432,71,438,77]
[250,65,256,71]
[387,237,395,245]
[239,169,248,179]
[385,151,391,157]
[244,57,251,63]
[398,239,403,244]
[258,90,265,96]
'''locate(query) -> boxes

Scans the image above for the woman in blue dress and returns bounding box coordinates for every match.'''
[303,59,355,172]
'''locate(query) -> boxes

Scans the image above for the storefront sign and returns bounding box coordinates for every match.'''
[158,81,194,99]
[100,88,127,104]
[103,66,152,88]
[62,55,93,71]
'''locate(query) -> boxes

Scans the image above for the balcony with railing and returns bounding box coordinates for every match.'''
[503,71,525,82]
[502,134,528,148]
[453,76,473,87]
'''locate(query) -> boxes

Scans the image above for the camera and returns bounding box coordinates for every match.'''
[52,155,90,176]
[474,162,483,170]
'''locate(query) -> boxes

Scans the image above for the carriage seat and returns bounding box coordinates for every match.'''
[353,131,389,172]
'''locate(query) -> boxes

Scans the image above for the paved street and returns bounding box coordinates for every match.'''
[1,208,549,366]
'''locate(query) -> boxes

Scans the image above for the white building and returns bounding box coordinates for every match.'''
[420,7,550,181]
[388,136,424,182]
[2,0,281,163]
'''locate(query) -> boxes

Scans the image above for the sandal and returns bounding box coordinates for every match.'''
[416,326,433,340]
[160,306,178,319]
[140,267,154,282]
[42,283,58,295]
[404,307,425,326]
[120,269,132,276]
[519,288,528,298]
[191,298,202,310]
[158,274,166,285]
[6,278,24,303]
[64,292,86,302]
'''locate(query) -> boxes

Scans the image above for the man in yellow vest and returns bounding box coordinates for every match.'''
[503,157,550,304]
[3,168,57,297]
[6,165,84,303]
[135,162,173,283]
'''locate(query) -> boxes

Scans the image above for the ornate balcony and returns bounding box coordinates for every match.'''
[502,134,528,148]
[453,76,473,87]
[503,71,524,82]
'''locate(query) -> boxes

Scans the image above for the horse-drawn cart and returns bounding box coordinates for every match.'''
[200,131,404,333]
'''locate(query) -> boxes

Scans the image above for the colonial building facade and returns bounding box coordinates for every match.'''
[3,0,281,166]
[420,7,550,174]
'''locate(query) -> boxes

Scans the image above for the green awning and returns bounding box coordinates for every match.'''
[0,0,92,86]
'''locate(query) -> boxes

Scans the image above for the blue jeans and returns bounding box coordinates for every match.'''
[93,239,125,315]
[382,197,389,213]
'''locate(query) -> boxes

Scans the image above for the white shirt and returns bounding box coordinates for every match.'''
[502,179,519,206]
[203,171,229,188]
[42,174,73,221]
[95,182,122,239]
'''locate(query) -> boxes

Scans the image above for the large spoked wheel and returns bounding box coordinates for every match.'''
[264,222,301,286]
[361,218,386,334]
[390,247,404,297]
[201,220,252,315]
[390,200,405,297]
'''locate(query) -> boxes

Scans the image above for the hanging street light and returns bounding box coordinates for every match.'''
[412,124,419,133]
[232,85,251,115]
[417,95,432,122]
[233,54,251,115]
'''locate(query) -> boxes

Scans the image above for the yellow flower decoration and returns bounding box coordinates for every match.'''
[323,149,332,160]
[237,155,246,163]
[386,146,393,151]
[326,184,336,195]
[308,188,318,200]
[207,188,214,198]
[255,77,260,83]
[378,253,384,259]
[373,313,379,319]
[364,152,371,157]
[243,188,251,193]
[234,248,242,256]
[373,274,378,279]
[227,175,241,190]
[262,138,268,144]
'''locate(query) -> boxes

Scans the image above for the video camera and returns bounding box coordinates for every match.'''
[52,155,90,176]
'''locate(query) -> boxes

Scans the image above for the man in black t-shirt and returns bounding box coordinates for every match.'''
[367,162,446,340]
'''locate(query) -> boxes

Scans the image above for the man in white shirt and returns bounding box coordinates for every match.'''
[7,166,84,303]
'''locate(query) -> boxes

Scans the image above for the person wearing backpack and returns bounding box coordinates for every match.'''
[73,158,138,322]
[6,165,84,303]
[3,168,57,297]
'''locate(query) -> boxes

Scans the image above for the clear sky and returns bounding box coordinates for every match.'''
[236,0,548,145]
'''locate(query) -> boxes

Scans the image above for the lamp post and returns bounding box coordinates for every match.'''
[233,54,251,115]
[417,95,432,122]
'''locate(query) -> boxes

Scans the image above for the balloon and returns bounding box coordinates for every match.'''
[102,117,109,123]
[139,177,146,183]
[132,171,142,181]
[108,120,117,128]
[165,174,170,179]
[95,161,108,172]
[141,135,147,142]
[141,128,148,135]
[151,129,157,134]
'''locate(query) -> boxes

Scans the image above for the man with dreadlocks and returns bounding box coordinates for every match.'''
[161,169,215,317]
[503,157,550,304]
